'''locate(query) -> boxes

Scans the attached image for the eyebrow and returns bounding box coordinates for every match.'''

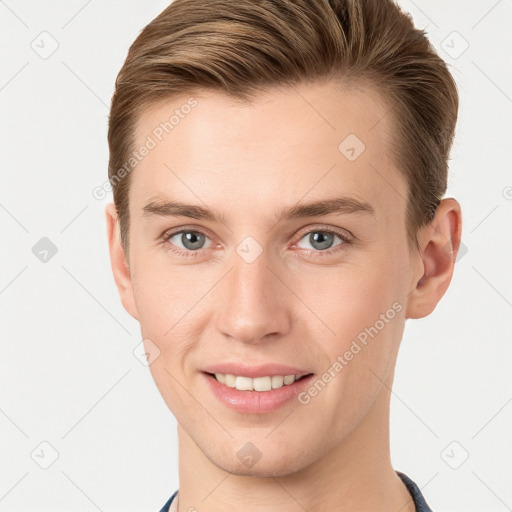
[142,196,375,224]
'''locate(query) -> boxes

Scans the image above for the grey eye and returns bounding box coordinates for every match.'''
[297,231,343,251]
[171,231,208,251]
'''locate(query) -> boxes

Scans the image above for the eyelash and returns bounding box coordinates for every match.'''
[159,225,353,259]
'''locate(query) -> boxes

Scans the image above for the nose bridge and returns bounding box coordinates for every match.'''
[213,244,290,343]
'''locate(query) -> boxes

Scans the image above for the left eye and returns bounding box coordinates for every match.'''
[296,230,345,251]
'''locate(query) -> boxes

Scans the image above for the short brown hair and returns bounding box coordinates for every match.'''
[108,0,458,252]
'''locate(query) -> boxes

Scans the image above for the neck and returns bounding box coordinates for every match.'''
[175,368,415,512]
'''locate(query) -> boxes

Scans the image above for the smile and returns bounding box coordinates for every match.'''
[203,371,315,413]
[211,372,309,392]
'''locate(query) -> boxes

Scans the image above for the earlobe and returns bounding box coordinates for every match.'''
[405,198,462,319]
[105,202,139,320]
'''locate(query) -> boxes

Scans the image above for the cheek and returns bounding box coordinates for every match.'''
[130,252,206,336]
[129,256,205,399]
[133,260,203,414]
[296,254,407,388]
[297,266,405,431]
[294,257,403,341]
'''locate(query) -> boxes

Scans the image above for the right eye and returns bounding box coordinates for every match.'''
[162,228,215,256]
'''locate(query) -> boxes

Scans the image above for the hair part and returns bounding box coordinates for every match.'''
[108,0,458,254]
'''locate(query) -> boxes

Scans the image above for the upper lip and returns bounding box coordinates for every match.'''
[202,363,313,379]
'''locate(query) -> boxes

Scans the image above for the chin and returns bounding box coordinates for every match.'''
[210,449,311,478]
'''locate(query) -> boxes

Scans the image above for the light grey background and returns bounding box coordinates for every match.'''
[1,1,511,510]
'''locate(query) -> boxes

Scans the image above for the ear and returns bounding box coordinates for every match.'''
[406,198,462,319]
[105,202,139,320]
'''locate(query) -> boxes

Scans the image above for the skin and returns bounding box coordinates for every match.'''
[106,80,462,512]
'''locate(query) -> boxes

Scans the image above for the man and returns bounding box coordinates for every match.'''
[105,1,462,510]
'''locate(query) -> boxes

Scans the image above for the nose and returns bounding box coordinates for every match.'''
[213,248,292,345]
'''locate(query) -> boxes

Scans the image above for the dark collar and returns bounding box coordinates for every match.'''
[159,472,433,512]
[397,471,433,512]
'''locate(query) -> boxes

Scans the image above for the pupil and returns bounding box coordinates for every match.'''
[183,232,204,250]
[311,232,333,250]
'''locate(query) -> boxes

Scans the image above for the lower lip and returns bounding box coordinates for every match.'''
[202,372,315,414]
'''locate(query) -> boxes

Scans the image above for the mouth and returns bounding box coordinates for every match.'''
[202,370,316,413]
[200,362,316,413]
[204,371,314,392]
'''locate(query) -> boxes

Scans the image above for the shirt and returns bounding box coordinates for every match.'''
[158,471,432,512]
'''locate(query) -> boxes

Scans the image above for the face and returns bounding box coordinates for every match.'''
[117,80,421,476]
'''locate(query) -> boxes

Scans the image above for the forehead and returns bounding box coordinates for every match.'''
[129,80,406,220]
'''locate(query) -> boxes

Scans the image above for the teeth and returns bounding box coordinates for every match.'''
[214,373,300,391]
[271,375,284,388]
[283,375,295,385]
[225,374,236,387]
[236,376,253,391]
